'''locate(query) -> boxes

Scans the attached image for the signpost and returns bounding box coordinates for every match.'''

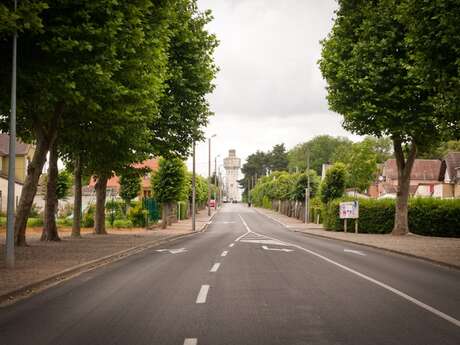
[339,201,359,233]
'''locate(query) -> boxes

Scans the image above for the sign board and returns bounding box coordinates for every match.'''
[339,201,359,219]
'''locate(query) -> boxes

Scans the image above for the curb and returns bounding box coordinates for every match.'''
[0,215,216,307]
[255,208,460,271]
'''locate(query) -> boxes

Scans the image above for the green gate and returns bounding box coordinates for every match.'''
[143,198,160,223]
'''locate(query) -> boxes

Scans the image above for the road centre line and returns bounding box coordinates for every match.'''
[183,338,197,345]
[234,214,252,242]
[196,285,210,304]
[210,263,220,272]
[239,214,460,328]
[221,251,228,257]
[229,243,235,247]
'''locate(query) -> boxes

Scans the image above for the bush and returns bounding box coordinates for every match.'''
[178,201,187,220]
[106,199,124,226]
[57,218,73,227]
[127,202,147,227]
[113,219,133,228]
[0,217,6,226]
[27,217,44,227]
[82,205,95,228]
[322,197,460,237]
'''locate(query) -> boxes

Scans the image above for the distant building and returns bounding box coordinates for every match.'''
[224,149,241,202]
[0,134,34,212]
[87,158,159,199]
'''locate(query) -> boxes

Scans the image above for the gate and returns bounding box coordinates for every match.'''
[143,198,160,223]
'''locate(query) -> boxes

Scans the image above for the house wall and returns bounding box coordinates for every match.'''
[1,147,34,183]
[0,176,23,213]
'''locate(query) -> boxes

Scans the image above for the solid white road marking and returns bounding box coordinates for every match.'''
[239,214,460,328]
[261,245,293,252]
[221,251,228,257]
[210,263,221,272]
[344,249,366,256]
[214,221,236,224]
[156,248,187,254]
[229,243,234,247]
[184,338,197,345]
[196,285,210,304]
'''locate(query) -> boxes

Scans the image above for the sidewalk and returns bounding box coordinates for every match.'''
[0,209,216,300]
[256,207,460,269]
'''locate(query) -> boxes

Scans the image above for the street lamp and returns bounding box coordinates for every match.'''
[192,141,196,231]
[214,154,220,209]
[6,0,18,268]
[207,134,216,216]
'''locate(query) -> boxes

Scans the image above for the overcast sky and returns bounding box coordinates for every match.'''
[187,0,359,176]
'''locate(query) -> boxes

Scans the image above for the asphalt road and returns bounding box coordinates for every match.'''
[0,204,459,345]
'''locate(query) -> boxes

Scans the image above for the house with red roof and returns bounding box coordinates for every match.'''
[376,159,443,198]
[87,158,159,199]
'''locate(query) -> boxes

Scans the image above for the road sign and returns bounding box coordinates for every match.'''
[339,201,359,219]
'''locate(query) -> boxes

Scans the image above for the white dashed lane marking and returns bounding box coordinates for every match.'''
[196,285,210,304]
[210,263,220,272]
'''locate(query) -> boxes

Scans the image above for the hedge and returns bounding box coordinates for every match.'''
[323,197,460,237]
[27,217,44,227]
[113,219,133,228]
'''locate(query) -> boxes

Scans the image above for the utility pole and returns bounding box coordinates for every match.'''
[192,141,196,231]
[207,134,216,216]
[305,148,310,224]
[6,0,18,268]
[214,155,219,209]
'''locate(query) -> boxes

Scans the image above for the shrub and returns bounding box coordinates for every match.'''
[113,219,133,228]
[320,163,347,204]
[57,218,73,227]
[322,197,460,237]
[178,201,187,220]
[127,202,148,227]
[27,217,44,227]
[106,199,124,226]
[0,217,6,226]
[29,203,41,218]
[82,205,95,228]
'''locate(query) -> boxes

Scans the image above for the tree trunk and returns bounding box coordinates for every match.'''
[161,202,168,229]
[71,155,82,238]
[41,141,60,241]
[94,175,108,235]
[392,139,417,236]
[14,128,55,246]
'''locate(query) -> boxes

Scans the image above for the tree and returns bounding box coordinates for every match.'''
[268,144,288,172]
[334,140,379,192]
[119,168,143,208]
[0,0,165,245]
[152,158,187,228]
[288,135,352,175]
[319,0,458,235]
[290,171,320,202]
[320,163,347,205]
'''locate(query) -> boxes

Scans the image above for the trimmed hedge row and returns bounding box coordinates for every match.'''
[323,197,460,237]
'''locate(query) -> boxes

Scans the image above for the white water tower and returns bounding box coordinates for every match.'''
[223,149,241,202]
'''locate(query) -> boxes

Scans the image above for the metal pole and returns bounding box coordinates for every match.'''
[305,148,310,224]
[207,137,211,216]
[192,141,196,231]
[214,156,218,209]
[6,0,18,268]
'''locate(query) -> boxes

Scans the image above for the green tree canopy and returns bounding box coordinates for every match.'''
[152,158,187,204]
[320,163,347,204]
[288,135,352,175]
[319,0,459,234]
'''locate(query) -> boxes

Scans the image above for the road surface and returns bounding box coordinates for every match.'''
[1,204,459,344]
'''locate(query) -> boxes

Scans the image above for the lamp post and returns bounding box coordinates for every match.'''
[192,141,196,231]
[305,148,310,224]
[6,0,18,268]
[207,134,216,216]
[214,154,220,209]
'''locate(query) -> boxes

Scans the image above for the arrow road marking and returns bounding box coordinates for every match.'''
[344,249,366,256]
[156,248,187,254]
[240,214,460,328]
[261,245,293,252]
